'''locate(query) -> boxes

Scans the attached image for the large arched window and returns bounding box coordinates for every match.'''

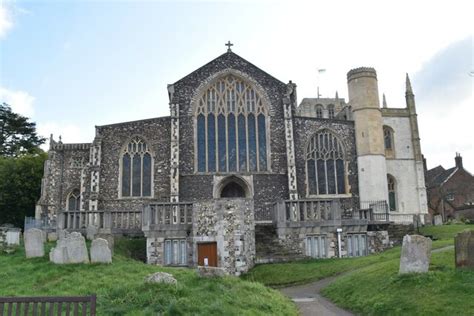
[67,189,80,211]
[387,174,397,211]
[121,137,152,197]
[306,130,346,195]
[196,75,268,173]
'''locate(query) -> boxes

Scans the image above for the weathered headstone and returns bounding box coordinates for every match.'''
[86,226,98,241]
[399,234,432,274]
[6,229,21,246]
[433,215,443,226]
[95,233,114,254]
[455,230,474,269]
[90,238,112,263]
[24,228,45,258]
[144,272,177,285]
[50,231,89,264]
[48,232,58,242]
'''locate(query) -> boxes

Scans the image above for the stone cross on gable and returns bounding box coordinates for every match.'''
[225,41,234,52]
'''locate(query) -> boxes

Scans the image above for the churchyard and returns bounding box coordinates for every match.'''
[1,224,473,315]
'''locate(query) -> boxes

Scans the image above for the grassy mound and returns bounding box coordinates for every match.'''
[322,248,474,315]
[0,241,297,315]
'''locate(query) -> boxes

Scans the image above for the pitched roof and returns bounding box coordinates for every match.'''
[425,165,457,188]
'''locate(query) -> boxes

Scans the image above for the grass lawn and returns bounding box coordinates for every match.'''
[0,239,297,316]
[322,248,474,315]
[245,224,473,315]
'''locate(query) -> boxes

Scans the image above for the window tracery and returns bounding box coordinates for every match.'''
[315,105,323,118]
[387,174,396,211]
[196,75,268,172]
[328,104,335,119]
[306,130,346,195]
[67,189,80,211]
[121,137,152,197]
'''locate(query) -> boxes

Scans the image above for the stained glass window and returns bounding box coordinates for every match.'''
[307,130,346,195]
[121,137,152,197]
[195,75,268,172]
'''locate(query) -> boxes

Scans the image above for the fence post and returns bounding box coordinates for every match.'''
[102,211,112,234]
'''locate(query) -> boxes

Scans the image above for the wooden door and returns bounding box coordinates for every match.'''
[197,242,218,267]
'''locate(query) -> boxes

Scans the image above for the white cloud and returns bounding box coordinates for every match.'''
[37,122,93,151]
[0,86,35,117]
[0,3,13,38]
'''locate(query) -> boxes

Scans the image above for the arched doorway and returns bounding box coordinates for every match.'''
[221,182,246,198]
[216,176,251,198]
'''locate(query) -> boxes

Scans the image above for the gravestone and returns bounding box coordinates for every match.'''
[433,215,443,226]
[48,232,58,242]
[95,233,114,254]
[86,226,98,241]
[6,228,21,246]
[50,231,89,264]
[24,228,45,258]
[90,238,112,263]
[455,230,474,269]
[399,234,432,274]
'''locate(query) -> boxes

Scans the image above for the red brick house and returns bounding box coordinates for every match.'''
[425,153,474,221]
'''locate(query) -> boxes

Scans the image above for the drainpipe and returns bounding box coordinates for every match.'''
[337,228,343,258]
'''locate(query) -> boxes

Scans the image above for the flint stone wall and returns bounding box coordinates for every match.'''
[193,199,255,276]
[399,234,432,274]
[90,238,112,263]
[24,228,45,258]
[455,230,474,269]
[50,231,89,264]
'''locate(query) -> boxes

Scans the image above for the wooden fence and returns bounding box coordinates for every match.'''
[0,295,96,316]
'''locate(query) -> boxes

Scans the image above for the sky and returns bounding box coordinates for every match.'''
[0,0,472,170]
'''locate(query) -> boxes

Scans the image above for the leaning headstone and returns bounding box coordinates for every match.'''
[6,228,21,246]
[90,238,112,263]
[144,272,177,285]
[24,228,45,258]
[50,231,89,264]
[86,226,98,241]
[399,234,432,274]
[433,215,443,226]
[455,230,474,269]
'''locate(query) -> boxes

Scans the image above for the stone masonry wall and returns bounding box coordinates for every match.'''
[293,116,359,207]
[96,117,171,212]
[173,52,290,220]
[193,199,255,275]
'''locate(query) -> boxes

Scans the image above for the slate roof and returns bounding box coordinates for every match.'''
[425,165,457,188]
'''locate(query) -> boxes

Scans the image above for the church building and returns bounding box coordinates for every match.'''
[36,45,428,275]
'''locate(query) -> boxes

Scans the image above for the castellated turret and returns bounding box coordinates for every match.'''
[347,67,388,206]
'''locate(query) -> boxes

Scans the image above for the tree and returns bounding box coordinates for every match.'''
[0,152,47,228]
[0,102,45,157]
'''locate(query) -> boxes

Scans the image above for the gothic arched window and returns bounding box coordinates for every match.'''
[316,105,323,118]
[306,130,346,195]
[383,126,395,158]
[196,75,268,173]
[387,174,397,211]
[67,189,80,211]
[328,104,335,119]
[121,137,152,197]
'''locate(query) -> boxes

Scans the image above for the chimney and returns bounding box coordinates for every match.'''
[455,152,463,169]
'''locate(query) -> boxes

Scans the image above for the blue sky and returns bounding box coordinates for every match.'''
[0,0,473,170]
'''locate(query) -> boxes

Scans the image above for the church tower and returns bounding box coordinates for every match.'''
[347,68,388,207]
